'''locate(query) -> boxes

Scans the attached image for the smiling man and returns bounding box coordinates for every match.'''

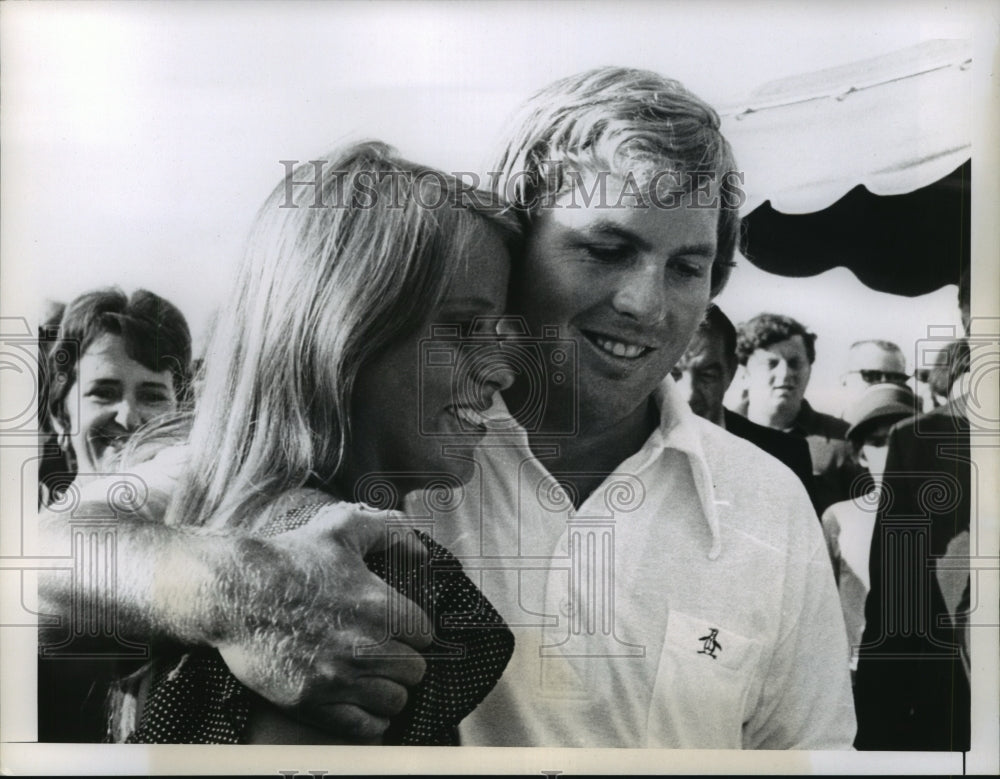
[410,69,856,747]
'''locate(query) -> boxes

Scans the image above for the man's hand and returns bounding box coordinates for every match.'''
[38,465,432,743]
[209,502,432,741]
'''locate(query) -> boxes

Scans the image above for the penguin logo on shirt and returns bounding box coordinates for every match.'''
[697,628,722,659]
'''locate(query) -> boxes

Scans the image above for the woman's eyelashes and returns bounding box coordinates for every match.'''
[85,382,121,403]
[85,382,171,406]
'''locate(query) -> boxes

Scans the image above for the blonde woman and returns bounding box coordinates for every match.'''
[92,142,518,744]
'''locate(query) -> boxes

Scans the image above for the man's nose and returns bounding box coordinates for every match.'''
[611,267,667,324]
[771,360,791,383]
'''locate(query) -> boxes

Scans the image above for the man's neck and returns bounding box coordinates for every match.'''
[748,401,800,431]
[524,396,659,509]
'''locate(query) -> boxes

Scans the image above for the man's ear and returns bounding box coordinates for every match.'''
[723,364,748,410]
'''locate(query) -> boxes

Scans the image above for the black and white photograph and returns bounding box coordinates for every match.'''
[1,0,997,774]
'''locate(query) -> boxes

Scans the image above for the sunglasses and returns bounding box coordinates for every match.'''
[848,369,910,385]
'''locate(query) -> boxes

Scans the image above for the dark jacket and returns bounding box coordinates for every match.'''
[786,400,866,515]
[854,401,970,751]
[723,408,816,508]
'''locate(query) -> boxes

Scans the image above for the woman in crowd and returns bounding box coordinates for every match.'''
[104,141,518,744]
[38,287,192,742]
[41,287,192,503]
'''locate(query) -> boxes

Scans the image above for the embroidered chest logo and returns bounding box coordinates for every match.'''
[697,627,722,659]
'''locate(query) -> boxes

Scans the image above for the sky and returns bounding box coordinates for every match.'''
[0,0,987,412]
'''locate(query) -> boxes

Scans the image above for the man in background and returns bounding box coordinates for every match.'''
[820,382,916,682]
[839,339,910,411]
[672,305,814,502]
[735,313,859,513]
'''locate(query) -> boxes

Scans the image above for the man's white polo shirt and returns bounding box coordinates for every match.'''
[407,378,856,748]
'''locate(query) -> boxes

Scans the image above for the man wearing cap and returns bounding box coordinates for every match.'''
[820,383,916,680]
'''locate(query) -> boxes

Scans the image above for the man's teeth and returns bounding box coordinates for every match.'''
[593,336,647,359]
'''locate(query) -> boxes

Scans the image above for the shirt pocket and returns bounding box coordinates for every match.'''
[645,609,761,748]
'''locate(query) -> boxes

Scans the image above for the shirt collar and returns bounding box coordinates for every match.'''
[653,377,723,559]
[489,380,723,559]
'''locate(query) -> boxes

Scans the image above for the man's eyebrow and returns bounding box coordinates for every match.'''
[578,221,648,248]
[579,221,716,256]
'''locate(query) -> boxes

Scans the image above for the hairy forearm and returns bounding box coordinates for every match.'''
[39,487,430,737]
[36,497,348,652]
[37,503,245,645]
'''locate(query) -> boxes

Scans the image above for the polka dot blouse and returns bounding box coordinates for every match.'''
[119,500,514,745]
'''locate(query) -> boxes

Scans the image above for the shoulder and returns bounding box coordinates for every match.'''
[696,416,812,512]
[821,497,851,522]
[725,409,810,461]
[891,402,965,439]
[821,497,869,532]
[699,416,803,486]
[695,416,821,551]
[254,488,344,537]
[798,401,849,440]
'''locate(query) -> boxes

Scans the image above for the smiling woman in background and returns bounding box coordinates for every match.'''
[37,287,192,742]
[41,287,192,503]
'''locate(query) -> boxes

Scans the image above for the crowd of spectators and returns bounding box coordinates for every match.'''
[673,304,972,751]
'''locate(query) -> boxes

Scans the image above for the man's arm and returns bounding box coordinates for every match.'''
[37,474,431,741]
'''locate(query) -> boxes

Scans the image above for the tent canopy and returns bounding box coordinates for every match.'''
[725,39,971,296]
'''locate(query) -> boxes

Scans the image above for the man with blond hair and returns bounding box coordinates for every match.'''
[40,68,855,748]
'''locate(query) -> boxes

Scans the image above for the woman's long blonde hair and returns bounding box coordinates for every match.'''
[164,141,518,531]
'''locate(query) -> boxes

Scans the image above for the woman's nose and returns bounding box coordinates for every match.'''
[480,351,516,394]
[112,399,143,431]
